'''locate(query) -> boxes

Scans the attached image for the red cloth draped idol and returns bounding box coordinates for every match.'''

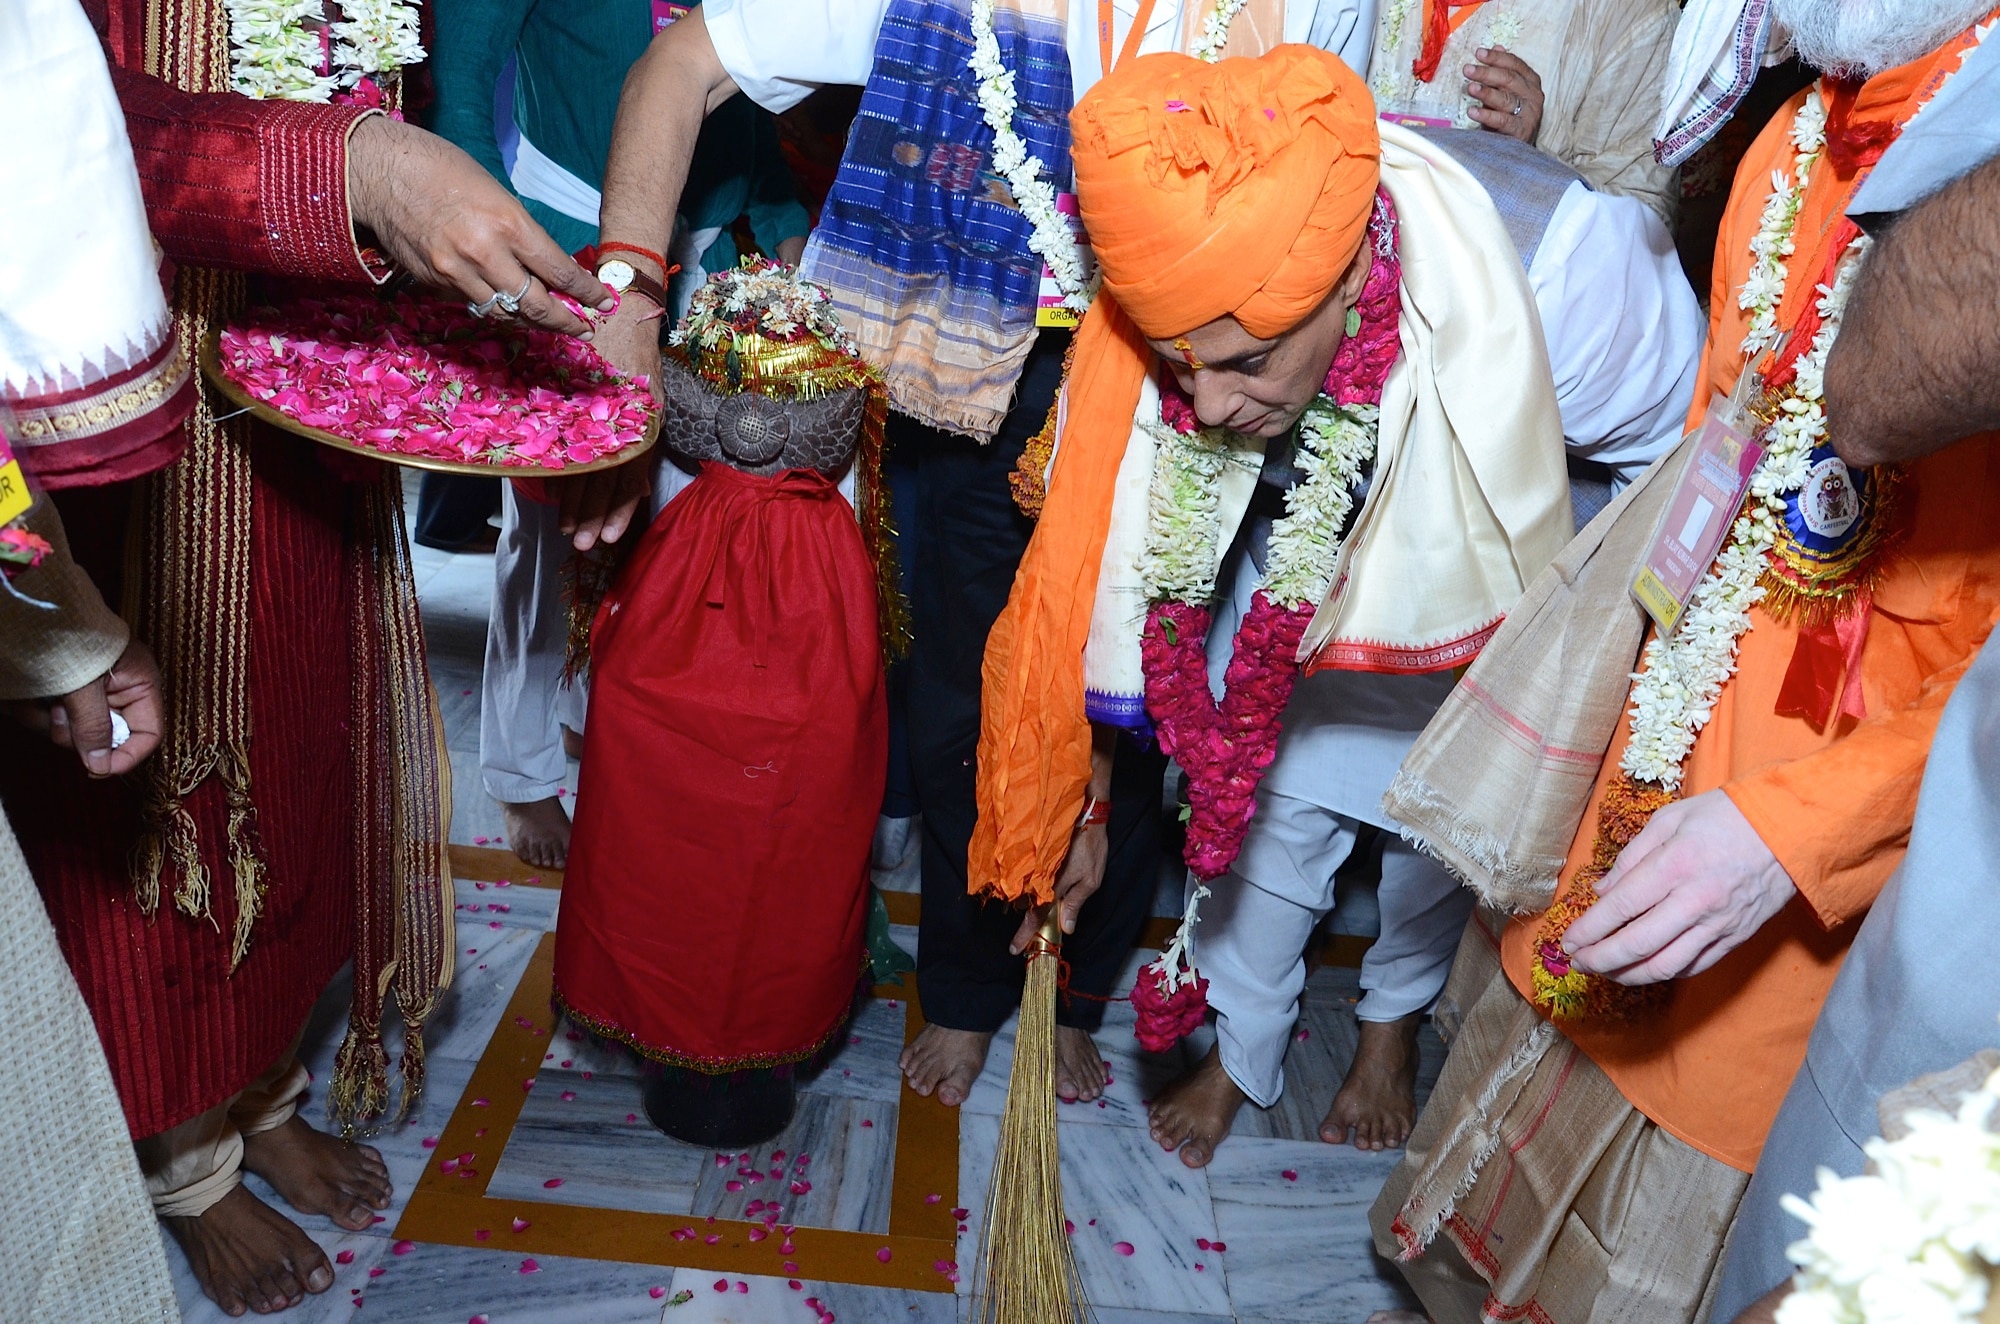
[556,463,886,1071]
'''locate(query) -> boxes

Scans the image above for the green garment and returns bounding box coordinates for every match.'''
[429,0,808,266]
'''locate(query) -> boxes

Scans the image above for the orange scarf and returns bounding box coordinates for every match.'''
[968,47,1381,903]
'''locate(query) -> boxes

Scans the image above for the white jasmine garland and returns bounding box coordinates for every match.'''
[1620,110,1870,790]
[329,0,425,81]
[967,0,1245,310]
[1741,91,1829,359]
[1138,420,1234,604]
[1263,399,1376,608]
[1154,885,1212,994]
[223,0,423,101]
[1370,0,1417,104]
[1189,0,1253,62]
[1138,396,1376,612]
[1776,1063,2000,1324]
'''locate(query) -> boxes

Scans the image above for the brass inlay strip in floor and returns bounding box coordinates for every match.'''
[396,930,959,1293]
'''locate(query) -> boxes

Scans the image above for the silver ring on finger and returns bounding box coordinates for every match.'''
[467,291,503,319]
[1511,99,1523,116]
[493,275,534,316]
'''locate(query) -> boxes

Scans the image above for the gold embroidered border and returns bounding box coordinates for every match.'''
[9,339,191,444]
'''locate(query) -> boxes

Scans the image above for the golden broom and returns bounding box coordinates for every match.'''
[973,910,1094,1323]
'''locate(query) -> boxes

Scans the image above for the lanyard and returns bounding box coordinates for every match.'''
[1098,0,1163,79]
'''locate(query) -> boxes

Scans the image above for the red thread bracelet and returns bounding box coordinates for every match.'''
[1077,796,1111,829]
[597,240,667,272]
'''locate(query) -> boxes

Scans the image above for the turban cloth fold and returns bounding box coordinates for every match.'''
[969,47,1382,904]
[1073,46,1381,339]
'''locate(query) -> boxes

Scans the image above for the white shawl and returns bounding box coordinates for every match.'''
[1081,121,1570,714]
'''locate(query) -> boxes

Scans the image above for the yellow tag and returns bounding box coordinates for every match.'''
[0,457,29,528]
[1631,567,1684,632]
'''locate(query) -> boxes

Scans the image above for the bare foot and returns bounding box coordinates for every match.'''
[1147,1044,1247,1169]
[1055,1028,1108,1103]
[1320,1012,1422,1151]
[899,1025,992,1107]
[163,1183,334,1316]
[241,1114,392,1231]
[501,796,570,870]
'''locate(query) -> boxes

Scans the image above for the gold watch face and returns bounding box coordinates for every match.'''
[596,259,636,292]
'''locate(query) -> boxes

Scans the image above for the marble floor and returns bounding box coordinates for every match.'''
[162,488,1436,1323]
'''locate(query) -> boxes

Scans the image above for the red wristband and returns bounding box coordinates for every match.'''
[597,240,667,273]
[1077,796,1111,830]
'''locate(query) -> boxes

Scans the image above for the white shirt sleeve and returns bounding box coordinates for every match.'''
[1285,0,1378,73]
[1527,182,1706,488]
[703,0,894,114]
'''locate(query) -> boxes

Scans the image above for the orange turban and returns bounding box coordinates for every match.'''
[1075,46,1382,340]
[970,49,1382,906]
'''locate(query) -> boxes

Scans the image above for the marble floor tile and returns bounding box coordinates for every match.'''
[345,1240,673,1323]
[957,1113,1231,1316]
[689,1091,898,1234]
[419,920,548,1066]
[486,1069,703,1216]
[457,876,561,934]
[800,992,907,1105]
[448,747,514,849]
[1204,1136,1421,1322]
[663,1269,958,1323]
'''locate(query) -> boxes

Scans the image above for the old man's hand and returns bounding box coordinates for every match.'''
[1464,46,1544,144]
[1563,790,1797,985]
[346,116,612,337]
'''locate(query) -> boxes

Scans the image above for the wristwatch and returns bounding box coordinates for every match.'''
[595,257,671,313]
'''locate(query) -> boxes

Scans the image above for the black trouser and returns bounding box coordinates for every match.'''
[902,330,1166,1035]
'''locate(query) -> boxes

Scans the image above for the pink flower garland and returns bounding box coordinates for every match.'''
[217,291,653,469]
[1131,191,1402,1052]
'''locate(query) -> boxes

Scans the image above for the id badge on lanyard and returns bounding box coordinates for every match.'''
[1035,193,1092,328]
[1632,389,1765,633]
[0,427,29,528]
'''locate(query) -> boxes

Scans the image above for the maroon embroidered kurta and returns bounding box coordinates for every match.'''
[0,0,441,1139]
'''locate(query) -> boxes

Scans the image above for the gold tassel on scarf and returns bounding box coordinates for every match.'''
[329,474,455,1134]
[128,264,270,969]
[974,914,1093,1323]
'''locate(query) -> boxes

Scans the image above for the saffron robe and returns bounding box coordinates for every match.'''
[1496,38,2000,1174]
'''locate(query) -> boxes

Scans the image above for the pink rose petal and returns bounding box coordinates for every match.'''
[542,1178,564,1189]
[391,1241,415,1256]
[1114,1242,1135,1256]
[336,1250,356,1264]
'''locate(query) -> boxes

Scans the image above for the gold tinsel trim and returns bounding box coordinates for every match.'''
[1009,337,1077,521]
[1759,464,1904,628]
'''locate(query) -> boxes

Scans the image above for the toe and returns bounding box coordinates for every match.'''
[306,1259,335,1294]
[1179,1142,1210,1169]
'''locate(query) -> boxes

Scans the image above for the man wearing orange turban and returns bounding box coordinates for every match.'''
[974,39,1702,1188]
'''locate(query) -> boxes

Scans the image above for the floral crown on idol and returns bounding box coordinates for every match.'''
[661,260,909,658]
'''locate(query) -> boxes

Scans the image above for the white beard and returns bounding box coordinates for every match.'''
[1771,0,1991,77]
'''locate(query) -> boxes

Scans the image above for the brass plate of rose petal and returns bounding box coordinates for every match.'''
[198,328,659,478]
